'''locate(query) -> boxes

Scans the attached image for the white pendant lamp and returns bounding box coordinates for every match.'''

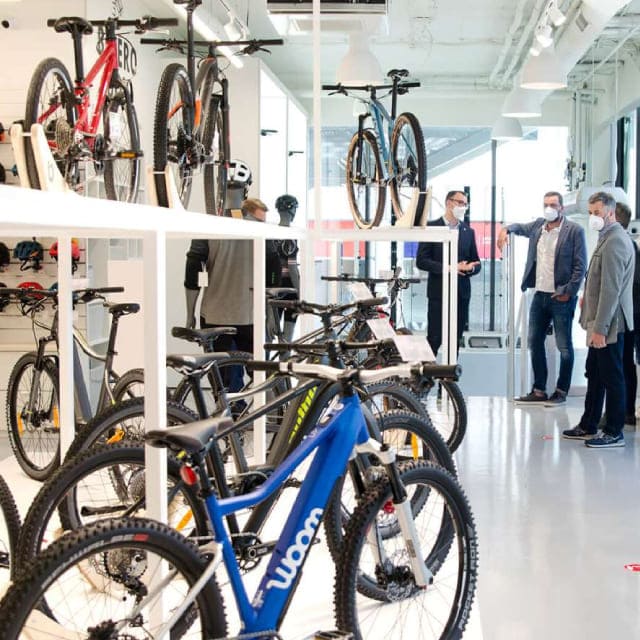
[491,116,523,140]
[336,33,383,85]
[520,46,567,90]
[502,87,543,118]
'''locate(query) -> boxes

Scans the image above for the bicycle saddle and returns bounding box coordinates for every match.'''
[52,17,93,36]
[108,303,140,317]
[172,326,237,346]
[146,416,232,455]
[266,287,298,299]
[387,68,409,79]
[166,353,238,376]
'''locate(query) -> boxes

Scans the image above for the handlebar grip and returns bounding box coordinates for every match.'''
[322,84,340,90]
[139,37,166,44]
[417,363,462,380]
[401,81,421,89]
[356,297,388,308]
[144,17,179,28]
[93,286,125,294]
[341,338,393,351]
[47,19,56,27]
[268,300,298,310]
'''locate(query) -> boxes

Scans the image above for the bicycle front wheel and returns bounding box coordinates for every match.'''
[6,353,60,481]
[335,461,478,639]
[417,378,467,452]
[389,112,427,225]
[24,57,77,191]
[112,367,145,402]
[103,85,141,202]
[0,475,20,581]
[17,442,210,573]
[346,129,386,229]
[153,63,194,208]
[0,518,227,640]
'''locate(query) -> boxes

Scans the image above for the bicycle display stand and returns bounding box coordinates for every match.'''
[9,123,31,189]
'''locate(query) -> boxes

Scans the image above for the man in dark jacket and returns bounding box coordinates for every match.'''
[416,190,481,358]
[498,191,587,405]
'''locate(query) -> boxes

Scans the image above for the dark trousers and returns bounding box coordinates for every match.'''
[427,296,469,357]
[579,334,625,436]
[623,328,637,418]
[200,319,253,392]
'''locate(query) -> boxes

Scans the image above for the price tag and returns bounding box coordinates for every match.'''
[198,270,208,288]
[349,281,373,301]
[109,111,123,139]
[393,335,435,362]
[366,318,396,340]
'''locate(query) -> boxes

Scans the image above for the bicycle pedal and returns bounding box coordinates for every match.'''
[305,631,353,640]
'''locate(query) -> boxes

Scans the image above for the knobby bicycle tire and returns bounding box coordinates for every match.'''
[323,409,456,562]
[0,518,227,639]
[112,367,145,402]
[0,474,20,581]
[346,129,386,229]
[6,353,60,481]
[389,111,427,225]
[197,58,227,216]
[153,63,194,208]
[16,442,210,574]
[335,460,478,640]
[64,397,198,461]
[24,57,76,191]
[103,84,141,202]
[416,378,467,452]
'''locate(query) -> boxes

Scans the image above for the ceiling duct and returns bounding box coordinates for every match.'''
[266,1,387,15]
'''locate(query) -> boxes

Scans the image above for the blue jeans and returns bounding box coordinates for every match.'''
[528,292,577,394]
[579,336,625,435]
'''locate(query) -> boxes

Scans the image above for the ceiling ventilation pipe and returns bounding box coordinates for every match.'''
[500,0,629,117]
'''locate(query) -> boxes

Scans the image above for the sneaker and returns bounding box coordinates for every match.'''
[545,391,567,406]
[585,432,625,448]
[514,390,547,405]
[562,426,597,440]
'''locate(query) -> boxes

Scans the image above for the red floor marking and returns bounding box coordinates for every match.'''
[541,435,554,440]
[624,564,640,572]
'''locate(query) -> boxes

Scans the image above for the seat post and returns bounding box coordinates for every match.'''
[71,27,85,83]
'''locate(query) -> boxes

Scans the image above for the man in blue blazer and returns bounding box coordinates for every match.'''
[498,191,587,406]
[416,190,481,357]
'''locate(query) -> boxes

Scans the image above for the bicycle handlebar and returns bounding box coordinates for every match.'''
[268,297,387,315]
[322,81,420,93]
[322,274,421,285]
[139,37,283,49]
[0,287,56,299]
[47,17,178,30]
[264,338,394,354]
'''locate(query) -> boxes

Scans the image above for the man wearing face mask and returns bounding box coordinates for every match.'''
[416,190,481,357]
[562,191,635,447]
[497,191,587,405]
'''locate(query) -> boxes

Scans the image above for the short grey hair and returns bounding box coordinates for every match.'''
[588,191,616,210]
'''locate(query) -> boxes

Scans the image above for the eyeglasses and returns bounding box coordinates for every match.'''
[449,198,468,207]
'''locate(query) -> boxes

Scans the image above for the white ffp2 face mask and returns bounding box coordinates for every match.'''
[453,206,467,220]
[589,215,605,232]
[543,206,558,222]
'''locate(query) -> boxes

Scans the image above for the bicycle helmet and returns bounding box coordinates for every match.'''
[275,194,298,213]
[0,282,8,312]
[49,239,80,273]
[13,238,43,272]
[0,242,10,271]
[17,281,45,300]
[227,160,252,191]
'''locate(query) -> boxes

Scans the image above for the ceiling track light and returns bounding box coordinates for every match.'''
[547,1,567,27]
[535,23,554,48]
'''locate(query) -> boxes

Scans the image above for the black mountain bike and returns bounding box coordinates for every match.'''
[141,0,282,214]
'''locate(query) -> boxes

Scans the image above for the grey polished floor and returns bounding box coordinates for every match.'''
[455,396,640,640]
[1,396,639,638]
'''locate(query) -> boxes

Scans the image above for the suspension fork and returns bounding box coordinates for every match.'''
[355,113,368,176]
[26,335,54,415]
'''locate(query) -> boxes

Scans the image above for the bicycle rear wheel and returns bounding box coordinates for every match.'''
[335,461,478,639]
[389,111,427,225]
[346,129,386,229]
[0,475,20,582]
[6,353,60,481]
[17,442,210,573]
[24,57,77,191]
[103,84,141,202]
[417,378,467,452]
[0,518,227,640]
[153,63,194,208]
[112,367,145,402]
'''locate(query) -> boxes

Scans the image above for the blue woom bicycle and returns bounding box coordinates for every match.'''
[0,362,478,640]
[324,69,427,229]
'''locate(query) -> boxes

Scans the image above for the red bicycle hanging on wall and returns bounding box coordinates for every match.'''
[23,7,176,201]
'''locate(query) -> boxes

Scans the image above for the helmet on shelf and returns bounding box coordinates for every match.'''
[0,282,8,312]
[0,242,10,271]
[49,239,80,274]
[275,194,298,213]
[17,280,45,300]
[13,238,43,272]
[227,160,252,190]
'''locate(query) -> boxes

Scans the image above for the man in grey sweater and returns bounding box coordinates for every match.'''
[184,198,268,361]
[563,191,635,447]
